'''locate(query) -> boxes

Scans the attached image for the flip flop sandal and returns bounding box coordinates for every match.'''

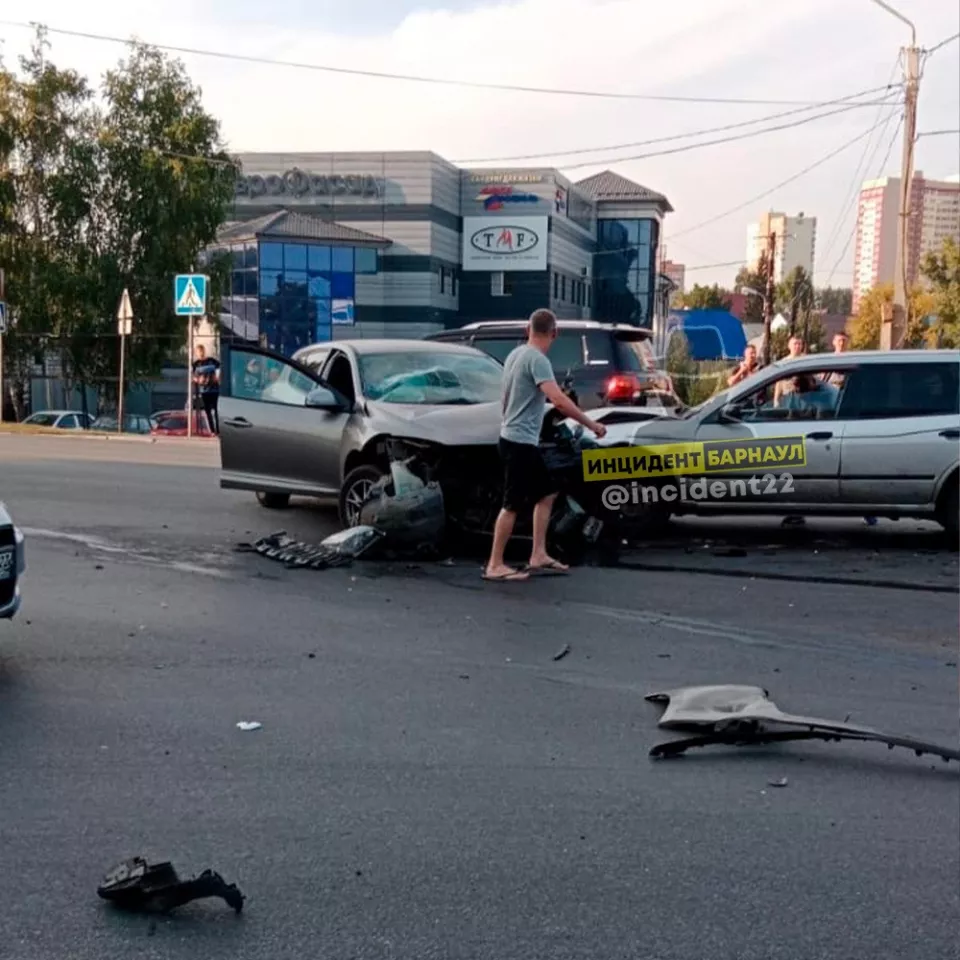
[526,561,569,576]
[481,569,529,582]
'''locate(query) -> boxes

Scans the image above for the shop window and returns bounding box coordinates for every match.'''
[314,298,332,328]
[308,245,331,273]
[440,267,446,294]
[561,276,567,301]
[284,244,307,272]
[332,247,354,273]
[451,270,458,296]
[491,272,513,297]
[259,270,281,296]
[308,274,331,297]
[259,242,283,270]
[553,272,559,299]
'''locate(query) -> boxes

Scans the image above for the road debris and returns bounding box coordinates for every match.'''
[553,644,571,661]
[768,777,789,788]
[646,685,960,764]
[97,857,244,914]
[236,721,262,732]
[237,526,384,570]
[359,459,445,551]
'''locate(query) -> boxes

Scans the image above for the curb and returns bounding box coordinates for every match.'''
[0,430,217,445]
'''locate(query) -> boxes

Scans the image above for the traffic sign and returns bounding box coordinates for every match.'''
[174,274,207,316]
[0,302,6,334]
[117,288,133,335]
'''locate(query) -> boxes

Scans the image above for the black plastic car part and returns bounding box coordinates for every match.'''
[97,857,244,913]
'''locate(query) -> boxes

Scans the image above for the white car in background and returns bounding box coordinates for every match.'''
[20,410,95,430]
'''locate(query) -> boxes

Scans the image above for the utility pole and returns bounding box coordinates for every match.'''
[871,1,919,350]
[761,231,776,366]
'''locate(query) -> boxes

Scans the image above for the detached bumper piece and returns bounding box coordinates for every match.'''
[237,526,384,569]
[647,685,960,764]
[97,857,244,914]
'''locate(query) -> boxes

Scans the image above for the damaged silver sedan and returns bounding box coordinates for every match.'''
[218,339,605,551]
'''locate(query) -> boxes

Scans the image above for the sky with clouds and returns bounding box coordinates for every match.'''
[1,0,958,289]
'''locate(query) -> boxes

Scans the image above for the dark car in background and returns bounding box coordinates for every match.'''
[425,320,680,411]
[90,413,155,435]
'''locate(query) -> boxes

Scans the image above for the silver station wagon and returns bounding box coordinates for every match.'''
[591,349,960,538]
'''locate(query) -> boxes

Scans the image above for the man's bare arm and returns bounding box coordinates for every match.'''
[539,380,606,436]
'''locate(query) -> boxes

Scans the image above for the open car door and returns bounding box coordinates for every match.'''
[219,342,353,497]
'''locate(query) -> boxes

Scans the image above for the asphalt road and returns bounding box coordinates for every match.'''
[1,435,958,960]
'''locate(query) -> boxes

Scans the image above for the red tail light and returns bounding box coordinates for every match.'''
[605,374,640,402]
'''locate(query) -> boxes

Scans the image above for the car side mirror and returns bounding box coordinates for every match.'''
[305,386,346,412]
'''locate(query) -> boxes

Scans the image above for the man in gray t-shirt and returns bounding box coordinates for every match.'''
[483,308,606,582]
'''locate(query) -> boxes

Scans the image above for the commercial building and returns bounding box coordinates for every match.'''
[745,211,817,284]
[207,152,672,355]
[852,171,960,311]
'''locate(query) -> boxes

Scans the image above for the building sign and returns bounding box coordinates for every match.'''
[462,216,549,272]
[332,298,355,325]
[235,167,383,200]
[467,172,546,184]
[476,185,541,211]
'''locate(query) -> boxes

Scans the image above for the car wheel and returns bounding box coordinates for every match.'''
[339,465,386,528]
[256,492,290,510]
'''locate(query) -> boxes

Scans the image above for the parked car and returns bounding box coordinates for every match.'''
[591,350,960,537]
[90,413,155,434]
[150,410,214,437]
[20,410,95,430]
[0,501,26,620]
[425,320,680,411]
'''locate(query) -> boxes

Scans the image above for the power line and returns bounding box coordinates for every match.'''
[667,111,901,241]
[823,114,903,288]
[818,56,902,266]
[916,129,960,139]
[0,18,918,107]
[453,85,901,164]
[924,32,960,56]
[556,96,903,172]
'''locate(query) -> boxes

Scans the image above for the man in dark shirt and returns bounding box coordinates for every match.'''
[192,344,221,435]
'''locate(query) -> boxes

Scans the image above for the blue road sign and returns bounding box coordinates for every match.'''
[174,274,207,316]
[0,302,7,333]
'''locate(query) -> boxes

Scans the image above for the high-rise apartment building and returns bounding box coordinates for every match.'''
[662,259,686,294]
[745,211,817,284]
[852,171,960,311]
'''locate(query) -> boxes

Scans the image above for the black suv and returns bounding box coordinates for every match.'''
[425,320,680,411]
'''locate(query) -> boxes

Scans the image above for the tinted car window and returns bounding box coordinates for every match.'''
[547,332,585,374]
[840,362,960,419]
[472,336,524,364]
[615,337,656,372]
[583,332,616,366]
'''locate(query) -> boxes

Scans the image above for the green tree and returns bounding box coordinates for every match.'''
[815,287,853,315]
[919,236,960,347]
[677,283,732,311]
[848,283,936,350]
[776,265,815,337]
[665,333,729,407]
[0,28,237,415]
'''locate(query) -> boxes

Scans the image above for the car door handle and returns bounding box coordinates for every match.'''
[807,431,833,441]
[939,429,960,440]
[223,417,252,429]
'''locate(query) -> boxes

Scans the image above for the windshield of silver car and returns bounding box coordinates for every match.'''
[358,352,503,405]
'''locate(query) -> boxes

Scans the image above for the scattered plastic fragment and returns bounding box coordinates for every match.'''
[236,721,262,732]
[97,857,244,914]
[241,526,384,570]
[646,685,960,764]
[553,644,571,662]
[768,777,789,788]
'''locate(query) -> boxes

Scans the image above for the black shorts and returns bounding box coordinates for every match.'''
[499,437,558,512]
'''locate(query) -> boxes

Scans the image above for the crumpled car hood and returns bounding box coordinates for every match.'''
[364,400,501,446]
[646,685,960,763]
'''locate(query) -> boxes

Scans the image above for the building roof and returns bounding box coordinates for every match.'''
[574,170,674,211]
[217,209,390,246]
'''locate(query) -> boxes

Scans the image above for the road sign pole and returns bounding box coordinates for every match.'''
[117,331,126,434]
[187,317,194,439]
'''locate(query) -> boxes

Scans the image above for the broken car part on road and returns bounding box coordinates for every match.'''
[358,457,446,552]
[647,685,960,763]
[97,857,244,914]
[236,526,384,569]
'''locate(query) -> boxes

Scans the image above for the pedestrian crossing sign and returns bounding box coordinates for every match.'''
[174,274,207,316]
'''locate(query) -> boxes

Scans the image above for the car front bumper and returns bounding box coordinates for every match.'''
[0,526,26,620]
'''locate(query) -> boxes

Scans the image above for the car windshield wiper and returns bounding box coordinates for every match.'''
[430,398,479,405]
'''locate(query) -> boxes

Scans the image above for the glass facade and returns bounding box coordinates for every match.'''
[219,240,378,356]
[593,218,660,327]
